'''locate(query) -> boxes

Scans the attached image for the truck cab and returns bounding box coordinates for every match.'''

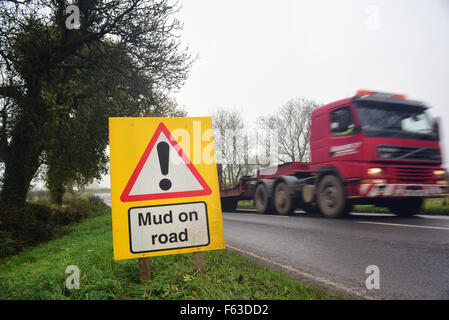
[220,90,448,218]
[309,90,448,217]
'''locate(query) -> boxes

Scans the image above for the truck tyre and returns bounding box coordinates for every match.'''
[273,182,295,215]
[221,198,238,211]
[317,175,350,218]
[254,184,270,214]
[388,198,422,217]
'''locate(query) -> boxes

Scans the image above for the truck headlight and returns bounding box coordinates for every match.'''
[367,167,384,177]
[434,169,446,178]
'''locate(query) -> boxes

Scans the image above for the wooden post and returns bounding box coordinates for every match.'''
[138,258,151,283]
[193,252,204,271]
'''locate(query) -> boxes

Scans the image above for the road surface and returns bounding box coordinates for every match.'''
[96,193,449,299]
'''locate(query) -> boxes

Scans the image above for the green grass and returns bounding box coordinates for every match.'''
[237,198,449,215]
[354,198,449,215]
[0,207,336,300]
[237,200,255,209]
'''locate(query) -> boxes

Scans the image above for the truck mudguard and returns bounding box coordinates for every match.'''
[255,179,275,198]
[273,175,301,197]
[316,166,345,185]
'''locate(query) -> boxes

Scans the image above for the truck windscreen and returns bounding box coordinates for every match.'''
[356,102,438,141]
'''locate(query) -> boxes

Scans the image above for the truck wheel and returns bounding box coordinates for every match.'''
[273,182,295,215]
[317,175,350,218]
[388,198,422,217]
[254,184,270,214]
[221,198,238,211]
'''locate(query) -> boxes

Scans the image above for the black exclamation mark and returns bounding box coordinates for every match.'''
[157,142,172,191]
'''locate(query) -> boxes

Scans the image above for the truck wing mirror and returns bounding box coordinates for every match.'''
[433,117,440,139]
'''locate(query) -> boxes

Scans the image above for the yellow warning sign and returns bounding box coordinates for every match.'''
[109,117,225,260]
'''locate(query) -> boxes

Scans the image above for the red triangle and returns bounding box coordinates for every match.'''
[120,122,212,202]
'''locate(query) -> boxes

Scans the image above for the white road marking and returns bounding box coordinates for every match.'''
[229,211,290,218]
[356,221,449,231]
[226,244,373,300]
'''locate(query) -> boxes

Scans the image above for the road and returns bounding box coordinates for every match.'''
[96,193,449,299]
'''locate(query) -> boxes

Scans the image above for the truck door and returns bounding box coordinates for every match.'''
[328,105,363,162]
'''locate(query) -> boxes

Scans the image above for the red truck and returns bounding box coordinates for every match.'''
[220,90,449,218]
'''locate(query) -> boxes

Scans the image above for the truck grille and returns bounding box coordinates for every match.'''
[377,145,441,162]
[394,167,433,183]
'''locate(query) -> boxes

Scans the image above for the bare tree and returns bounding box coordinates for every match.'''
[211,108,247,188]
[258,97,320,164]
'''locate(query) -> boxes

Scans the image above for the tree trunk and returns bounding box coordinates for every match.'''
[0,119,43,207]
[1,152,40,206]
[47,164,66,206]
[50,184,65,205]
[0,77,48,207]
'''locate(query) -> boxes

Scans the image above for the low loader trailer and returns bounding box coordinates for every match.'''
[220,90,449,218]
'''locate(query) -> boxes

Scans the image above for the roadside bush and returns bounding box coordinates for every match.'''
[0,231,21,258]
[0,204,54,248]
[0,196,107,259]
[62,192,75,202]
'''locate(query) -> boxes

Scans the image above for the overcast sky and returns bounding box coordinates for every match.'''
[72,0,449,189]
[173,0,449,162]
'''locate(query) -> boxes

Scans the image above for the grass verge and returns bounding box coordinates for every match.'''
[0,207,337,300]
[0,196,107,259]
[238,198,449,215]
